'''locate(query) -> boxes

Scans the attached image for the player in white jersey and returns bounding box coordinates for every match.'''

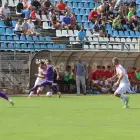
[106,57,130,108]
[29,61,46,97]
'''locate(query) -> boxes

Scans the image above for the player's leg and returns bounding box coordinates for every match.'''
[80,76,86,95]
[114,86,129,108]
[76,76,81,95]
[0,91,14,106]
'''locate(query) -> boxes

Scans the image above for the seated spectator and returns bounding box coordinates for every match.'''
[30,7,41,26]
[28,18,39,35]
[127,7,135,21]
[107,6,115,23]
[31,0,41,10]
[56,0,70,15]
[22,18,30,35]
[4,15,12,27]
[70,13,78,30]
[99,20,107,37]
[130,0,136,7]
[16,0,24,13]
[98,12,106,24]
[97,2,108,14]
[77,26,86,41]
[62,12,71,30]
[129,15,139,31]
[93,20,100,36]
[50,13,61,29]
[88,8,98,23]
[135,69,140,80]
[21,5,32,19]
[112,15,123,30]
[14,19,23,34]
[114,0,125,10]
[0,3,10,19]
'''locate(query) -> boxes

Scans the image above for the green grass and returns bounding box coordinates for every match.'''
[0,95,140,140]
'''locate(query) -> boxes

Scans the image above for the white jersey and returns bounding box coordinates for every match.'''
[38,67,45,77]
[116,64,130,85]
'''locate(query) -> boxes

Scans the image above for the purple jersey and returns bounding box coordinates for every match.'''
[45,65,54,82]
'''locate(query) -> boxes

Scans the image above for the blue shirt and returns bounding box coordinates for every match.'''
[21,10,31,19]
[78,30,86,41]
[62,16,71,25]
[75,61,86,77]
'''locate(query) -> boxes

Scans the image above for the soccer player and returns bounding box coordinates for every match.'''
[106,57,130,108]
[28,60,61,97]
[0,91,14,106]
[28,61,46,97]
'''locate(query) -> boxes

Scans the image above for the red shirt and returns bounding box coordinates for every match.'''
[57,3,66,10]
[88,10,98,21]
[92,70,101,80]
[30,10,36,20]
[105,70,113,78]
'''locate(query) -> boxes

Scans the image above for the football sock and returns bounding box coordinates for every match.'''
[29,91,34,97]
[120,94,128,105]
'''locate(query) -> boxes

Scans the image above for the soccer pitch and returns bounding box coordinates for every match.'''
[0,95,140,140]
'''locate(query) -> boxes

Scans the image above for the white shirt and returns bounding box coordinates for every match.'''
[0,6,10,16]
[27,21,35,29]
[38,67,44,77]
[116,64,130,84]
[15,24,22,31]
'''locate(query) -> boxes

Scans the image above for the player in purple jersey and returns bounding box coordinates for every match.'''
[0,91,14,106]
[28,60,60,97]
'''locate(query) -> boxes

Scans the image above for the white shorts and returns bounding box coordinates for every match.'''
[34,77,46,91]
[115,83,130,95]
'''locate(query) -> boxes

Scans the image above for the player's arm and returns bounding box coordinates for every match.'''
[116,72,123,84]
[106,74,117,82]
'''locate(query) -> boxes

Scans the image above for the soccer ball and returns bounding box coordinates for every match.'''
[46,92,52,97]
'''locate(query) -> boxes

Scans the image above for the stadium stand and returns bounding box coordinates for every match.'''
[0,0,138,51]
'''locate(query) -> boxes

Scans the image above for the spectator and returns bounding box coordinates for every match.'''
[31,0,41,10]
[112,15,123,30]
[93,20,100,36]
[30,7,41,26]
[129,15,139,31]
[88,8,98,23]
[78,26,86,41]
[135,69,140,80]
[21,5,32,19]
[0,3,10,19]
[70,13,77,30]
[62,12,71,29]
[75,57,87,95]
[107,6,115,23]
[64,65,73,93]
[4,15,12,27]
[44,0,53,11]
[50,12,61,29]
[97,2,108,13]
[16,0,24,13]
[99,20,107,37]
[114,0,125,10]
[127,7,135,21]
[22,18,30,35]
[14,19,23,34]
[130,0,136,7]
[28,18,39,35]
[56,0,70,14]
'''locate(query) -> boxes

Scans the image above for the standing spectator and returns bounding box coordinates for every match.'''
[16,0,24,13]
[0,3,10,19]
[129,15,139,31]
[70,13,77,30]
[22,18,29,35]
[31,0,41,10]
[88,8,98,23]
[99,20,107,37]
[127,7,135,21]
[21,5,32,19]
[50,12,61,29]
[56,0,70,14]
[77,26,86,41]
[112,15,123,30]
[75,57,87,95]
[14,19,23,34]
[44,0,53,11]
[62,12,71,29]
[30,7,41,26]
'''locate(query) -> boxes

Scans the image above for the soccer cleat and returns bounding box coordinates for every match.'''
[10,100,14,106]
[123,104,129,108]
[36,93,40,96]
[57,92,61,98]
